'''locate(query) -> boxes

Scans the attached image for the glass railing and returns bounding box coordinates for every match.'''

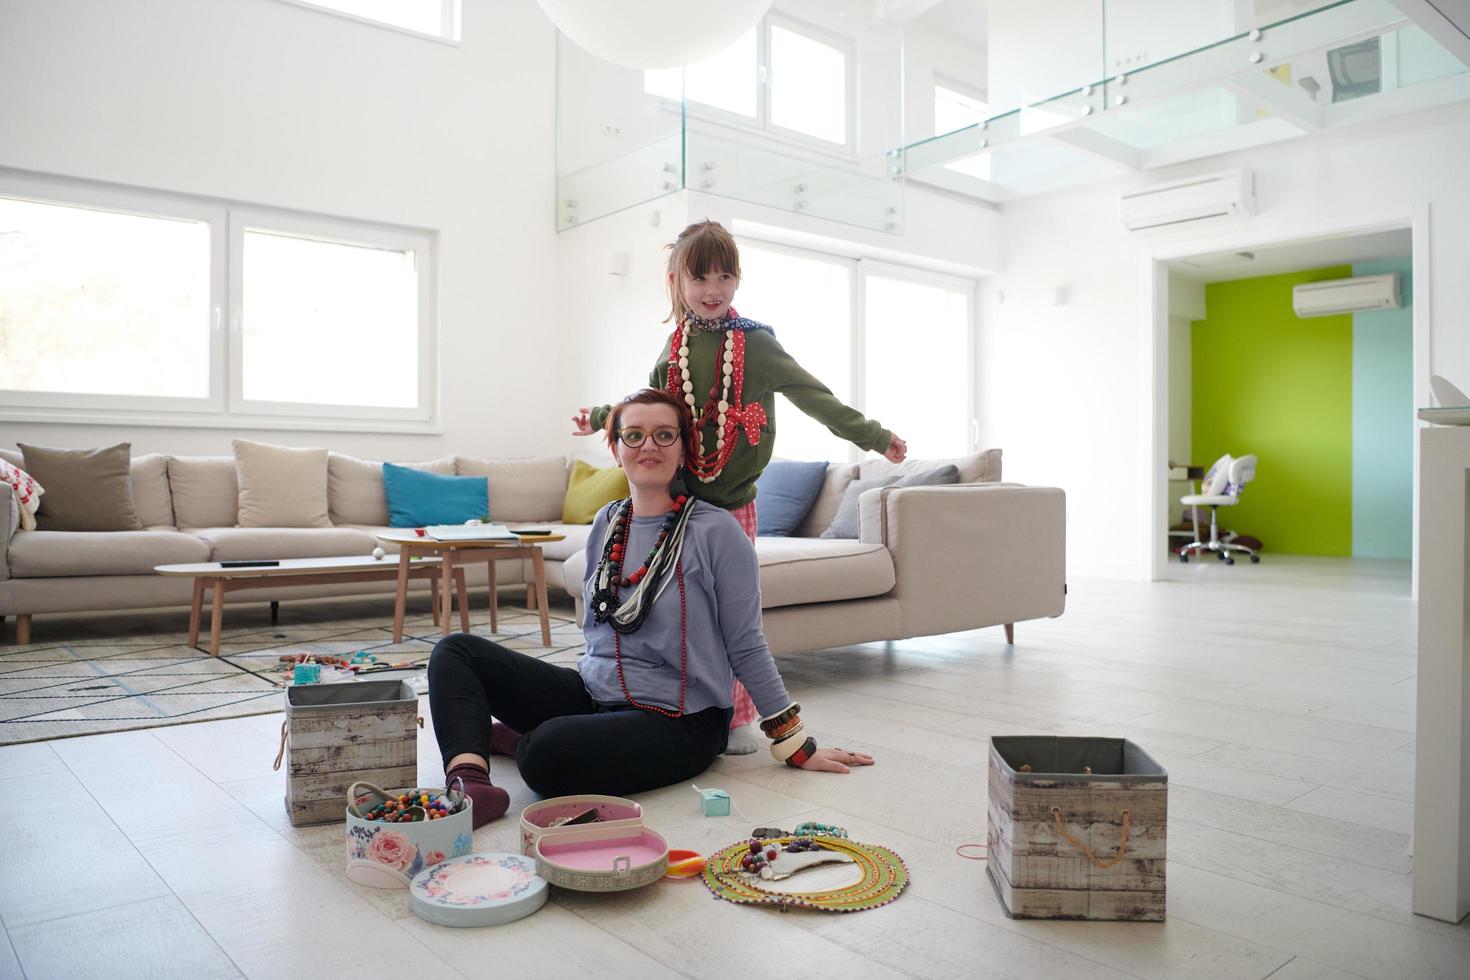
[555,0,904,234]
[897,0,1467,199]
[556,0,1469,229]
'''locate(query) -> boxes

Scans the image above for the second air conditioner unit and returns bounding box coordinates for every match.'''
[1292,273,1402,317]
[1120,169,1255,231]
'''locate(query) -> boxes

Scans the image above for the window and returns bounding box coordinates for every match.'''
[645,17,852,148]
[935,81,992,181]
[734,238,976,462]
[0,174,436,429]
[644,29,758,119]
[735,242,854,462]
[0,197,211,404]
[863,269,973,456]
[275,0,461,42]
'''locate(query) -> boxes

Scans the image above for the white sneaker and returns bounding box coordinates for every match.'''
[723,722,762,755]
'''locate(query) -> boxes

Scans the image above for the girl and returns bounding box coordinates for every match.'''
[571,221,906,750]
[429,388,874,827]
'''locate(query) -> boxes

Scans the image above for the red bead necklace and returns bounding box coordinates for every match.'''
[665,311,766,484]
[604,497,689,718]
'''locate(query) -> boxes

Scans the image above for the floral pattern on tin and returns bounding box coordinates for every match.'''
[414,855,538,906]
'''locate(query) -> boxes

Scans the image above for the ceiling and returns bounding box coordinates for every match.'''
[1169,227,1412,283]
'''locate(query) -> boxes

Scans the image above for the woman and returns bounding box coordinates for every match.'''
[428,388,874,826]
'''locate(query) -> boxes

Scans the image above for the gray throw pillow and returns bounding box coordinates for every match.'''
[819,465,961,539]
[19,441,142,532]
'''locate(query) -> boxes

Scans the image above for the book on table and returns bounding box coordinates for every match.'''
[425,523,519,542]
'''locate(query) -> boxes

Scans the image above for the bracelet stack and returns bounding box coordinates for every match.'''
[762,702,817,767]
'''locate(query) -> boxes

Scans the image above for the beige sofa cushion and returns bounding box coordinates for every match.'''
[192,526,378,562]
[233,439,331,528]
[858,447,1001,485]
[132,453,175,528]
[793,462,859,538]
[9,530,211,577]
[455,455,568,523]
[560,535,893,609]
[1,447,171,528]
[754,538,895,608]
[169,456,239,528]
[19,442,143,532]
[329,453,456,526]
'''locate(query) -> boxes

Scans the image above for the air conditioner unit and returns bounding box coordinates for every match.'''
[1292,273,1402,317]
[1120,169,1255,231]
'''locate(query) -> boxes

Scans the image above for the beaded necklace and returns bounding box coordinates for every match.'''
[665,308,768,484]
[591,496,695,718]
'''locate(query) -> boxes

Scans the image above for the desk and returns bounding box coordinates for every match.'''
[1414,424,1470,922]
[1167,462,1206,542]
[377,530,567,646]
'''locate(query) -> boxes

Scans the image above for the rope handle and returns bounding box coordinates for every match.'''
[1051,806,1131,869]
[271,719,288,771]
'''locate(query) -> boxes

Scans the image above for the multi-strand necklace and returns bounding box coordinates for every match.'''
[666,308,767,484]
[591,495,696,718]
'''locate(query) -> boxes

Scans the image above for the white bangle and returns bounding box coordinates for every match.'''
[771,729,806,763]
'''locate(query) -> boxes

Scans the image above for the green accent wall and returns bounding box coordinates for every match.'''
[1191,266,1354,556]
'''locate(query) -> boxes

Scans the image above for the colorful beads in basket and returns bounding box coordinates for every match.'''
[362,792,461,822]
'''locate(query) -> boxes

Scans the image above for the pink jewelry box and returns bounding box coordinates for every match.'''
[518,795,643,856]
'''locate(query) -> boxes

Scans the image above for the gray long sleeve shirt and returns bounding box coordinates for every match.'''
[579,500,792,717]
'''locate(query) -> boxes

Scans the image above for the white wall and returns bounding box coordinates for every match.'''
[0,0,562,460]
[980,102,1470,579]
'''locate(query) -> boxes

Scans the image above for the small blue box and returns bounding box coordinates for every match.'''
[293,663,321,685]
[697,787,730,817]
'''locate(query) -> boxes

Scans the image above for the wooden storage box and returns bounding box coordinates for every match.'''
[987,736,1167,921]
[283,680,418,827]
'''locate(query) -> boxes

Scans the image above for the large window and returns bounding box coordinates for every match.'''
[275,0,461,42]
[645,17,853,149]
[0,174,436,429]
[734,238,975,462]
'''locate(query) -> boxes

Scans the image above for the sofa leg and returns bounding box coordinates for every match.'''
[1004,623,1014,645]
[270,601,280,626]
[17,614,31,645]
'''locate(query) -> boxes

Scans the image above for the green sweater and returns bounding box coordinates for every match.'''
[590,326,892,510]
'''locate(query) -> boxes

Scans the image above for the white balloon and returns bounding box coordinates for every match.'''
[538,0,775,69]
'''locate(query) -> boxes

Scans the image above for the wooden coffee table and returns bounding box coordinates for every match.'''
[155,555,466,657]
[376,530,566,646]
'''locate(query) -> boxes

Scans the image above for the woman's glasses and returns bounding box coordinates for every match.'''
[617,427,681,449]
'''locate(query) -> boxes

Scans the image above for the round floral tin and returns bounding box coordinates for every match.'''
[344,787,473,889]
[410,853,548,927]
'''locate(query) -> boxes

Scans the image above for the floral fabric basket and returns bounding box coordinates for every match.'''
[345,781,474,889]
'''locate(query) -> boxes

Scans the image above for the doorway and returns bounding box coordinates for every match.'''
[1148,220,1429,585]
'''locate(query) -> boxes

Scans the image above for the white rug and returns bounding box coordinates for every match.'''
[0,600,582,745]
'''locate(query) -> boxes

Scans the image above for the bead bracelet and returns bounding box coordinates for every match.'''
[759,701,801,736]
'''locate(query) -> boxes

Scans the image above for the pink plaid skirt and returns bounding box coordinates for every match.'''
[728,501,760,729]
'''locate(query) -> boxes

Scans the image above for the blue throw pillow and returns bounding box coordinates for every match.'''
[754,460,830,536]
[821,465,961,539]
[382,462,488,527]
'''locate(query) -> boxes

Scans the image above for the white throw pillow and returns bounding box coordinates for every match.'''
[233,439,331,528]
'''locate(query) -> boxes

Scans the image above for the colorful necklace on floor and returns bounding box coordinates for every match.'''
[666,307,768,484]
[591,495,695,718]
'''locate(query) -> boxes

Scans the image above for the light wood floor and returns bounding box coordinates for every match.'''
[3,556,1466,979]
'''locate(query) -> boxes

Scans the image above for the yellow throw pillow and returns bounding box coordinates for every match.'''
[561,460,629,524]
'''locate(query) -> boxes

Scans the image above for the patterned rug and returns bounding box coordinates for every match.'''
[0,599,583,746]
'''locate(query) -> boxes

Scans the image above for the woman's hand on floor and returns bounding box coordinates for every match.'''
[800,747,875,774]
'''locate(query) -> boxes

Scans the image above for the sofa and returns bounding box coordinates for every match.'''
[0,446,1066,653]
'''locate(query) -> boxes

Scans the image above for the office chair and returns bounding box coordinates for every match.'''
[1179,453,1260,565]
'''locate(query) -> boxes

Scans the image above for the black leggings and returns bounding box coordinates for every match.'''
[427,633,730,798]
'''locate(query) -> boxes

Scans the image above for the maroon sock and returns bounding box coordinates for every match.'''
[489,721,523,758]
[445,762,510,829]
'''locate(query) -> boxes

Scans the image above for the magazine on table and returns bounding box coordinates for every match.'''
[425,523,519,542]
